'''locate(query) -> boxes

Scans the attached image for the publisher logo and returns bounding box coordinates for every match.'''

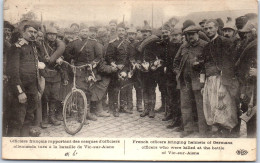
[236,149,248,155]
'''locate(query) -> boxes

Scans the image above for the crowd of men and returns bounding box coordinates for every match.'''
[3,12,257,138]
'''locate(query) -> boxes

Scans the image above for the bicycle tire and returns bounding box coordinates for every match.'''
[63,89,88,135]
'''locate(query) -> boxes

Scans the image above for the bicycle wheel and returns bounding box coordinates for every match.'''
[63,89,88,135]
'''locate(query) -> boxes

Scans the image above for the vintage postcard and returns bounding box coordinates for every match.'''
[2,0,257,161]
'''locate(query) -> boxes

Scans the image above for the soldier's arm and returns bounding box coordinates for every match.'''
[93,42,103,63]
[128,44,136,64]
[105,42,115,64]
[173,45,183,74]
[7,46,24,96]
[63,41,74,62]
[49,39,66,63]
[97,58,114,74]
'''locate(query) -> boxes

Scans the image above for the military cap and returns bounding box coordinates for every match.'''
[183,25,201,34]
[216,18,224,28]
[199,19,207,25]
[46,27,58,34]
[223,22,237,31]
[4,21,15,31]
[22,20,40,30]
[170,28,182,35]
[141,20,152,32]
[127,27,137,33]
[109,19,117,25]
[235,16,248,30]
[97,27,108,38]
[117,22,126,29]
[70,23,80,29]
[239,21,257,33]
[64,27,76,34]
[182,19,195,31]
[89,26,98,32]
[57,29,65,37]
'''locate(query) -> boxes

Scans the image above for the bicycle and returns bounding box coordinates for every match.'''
[61,60,97,135]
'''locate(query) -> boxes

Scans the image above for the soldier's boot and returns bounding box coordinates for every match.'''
[55,101,63,121]
[156,94,166,113]
[86,110,97,121]
[136,88,143,112]
[7,128,21,137]
[140,103,149,117]
[49,102,61,126]
[112,102,120,117]
[29,126,41,137]
[162,106,173,121]
[95,100,110,117]
[148,102,155,118]
[20,125,30,137]
[167,117,182,129]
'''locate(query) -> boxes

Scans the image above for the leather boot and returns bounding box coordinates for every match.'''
[86,110,97,121]
[95,101,110,117]
[49,102,61,126]
[167,117,182,129]
[149,100,155,118]
[113,105,120,117]
[162,112,173,121]
[140,103,149,117]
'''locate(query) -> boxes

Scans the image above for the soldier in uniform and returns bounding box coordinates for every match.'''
[157,27,183,129]
[173,25,208,138]
[137,21,161,118]
[40,27,66,126]
[108,19,118,41]
[64,26,110,121]
[235,21,257,138]
[3,21,15,136]
[127,27,143,112]
[6,21,45,136]
[106,22,131,117]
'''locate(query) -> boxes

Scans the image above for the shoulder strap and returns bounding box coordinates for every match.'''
[79,40,89,52]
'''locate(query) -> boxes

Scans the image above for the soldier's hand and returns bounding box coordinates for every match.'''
[117,64,124,70]
[249,68,257,77]
[18,92,27,104]
[56,57,64,65]
[38,62,46,70]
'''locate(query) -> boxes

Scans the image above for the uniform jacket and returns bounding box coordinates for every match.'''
[173,39,207,90]
[7,38,40,96]
[235,38,257,97]
[40,39,66,82]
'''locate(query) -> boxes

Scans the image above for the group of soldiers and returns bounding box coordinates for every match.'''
[3,12,257,138]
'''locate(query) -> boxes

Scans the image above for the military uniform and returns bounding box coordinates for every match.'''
[173,33,208,136]
[106,37,131,116]
[128,39,143,112]
[157,40,182,122]
[40,38,66,125]
[64,37,110,119]
[138,35,161,118]
[6,38,40,136]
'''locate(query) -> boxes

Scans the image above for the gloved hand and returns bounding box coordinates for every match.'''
[38,62,46,69]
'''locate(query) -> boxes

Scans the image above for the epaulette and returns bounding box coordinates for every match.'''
[15,38,28,48]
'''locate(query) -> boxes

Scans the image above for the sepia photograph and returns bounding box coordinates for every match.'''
[2,0,258,161]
